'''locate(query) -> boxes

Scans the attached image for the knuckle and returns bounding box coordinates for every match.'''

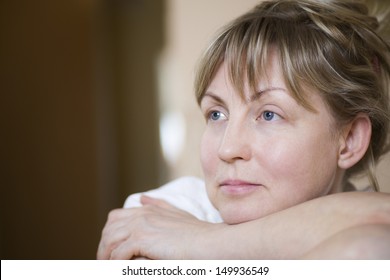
[101,224,112,237]
[107,208,123,221]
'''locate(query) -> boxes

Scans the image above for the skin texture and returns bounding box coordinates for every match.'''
[302,224,390,259]
[96,53,387,260]
[97,192,390,259]
[200,54,345,225]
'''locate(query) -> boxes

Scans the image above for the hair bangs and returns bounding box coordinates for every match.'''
[197,9,318,110]
[224,16,272,100]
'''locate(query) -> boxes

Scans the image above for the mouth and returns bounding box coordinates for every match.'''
[219,179,262,196]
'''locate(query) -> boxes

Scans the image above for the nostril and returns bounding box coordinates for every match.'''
[218,137,251,163]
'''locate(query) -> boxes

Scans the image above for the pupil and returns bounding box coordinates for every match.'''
[212,112,220,120]
[264,111,273,120]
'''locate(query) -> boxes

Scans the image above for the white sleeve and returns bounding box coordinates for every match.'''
[123,176,223,223]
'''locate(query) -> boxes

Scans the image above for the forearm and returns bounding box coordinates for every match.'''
[98,192,389,260]
[205,192,390,259]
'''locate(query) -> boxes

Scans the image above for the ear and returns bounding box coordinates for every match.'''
[338,114,372,169]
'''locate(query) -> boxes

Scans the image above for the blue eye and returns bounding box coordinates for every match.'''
[209,111,226,121]
[262,111,280,121]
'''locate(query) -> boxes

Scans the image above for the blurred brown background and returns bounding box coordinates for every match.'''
[1,0,165,259]
[1,0,389,259]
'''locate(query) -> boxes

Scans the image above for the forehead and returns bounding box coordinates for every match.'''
[203,46,319,114]
[206,51,287,100]
[204,58,334,122]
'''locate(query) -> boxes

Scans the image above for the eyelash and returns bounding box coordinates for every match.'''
[260,111,281,121]
[207,110,227,122]
[206,110,281,122]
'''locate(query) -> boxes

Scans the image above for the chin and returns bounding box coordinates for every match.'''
[220,209,263,225]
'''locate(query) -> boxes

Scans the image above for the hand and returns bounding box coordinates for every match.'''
[97,196,224,259]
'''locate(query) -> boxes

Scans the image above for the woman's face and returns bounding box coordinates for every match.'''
[200,53,344,224]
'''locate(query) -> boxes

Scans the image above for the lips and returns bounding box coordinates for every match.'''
[219,179,262,196]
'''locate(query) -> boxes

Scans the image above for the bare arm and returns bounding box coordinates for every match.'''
[97,192,390,259]
[215,192,390,259]
[301,224,390,259]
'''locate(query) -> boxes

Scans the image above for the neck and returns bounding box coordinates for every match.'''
[329,170,353,194]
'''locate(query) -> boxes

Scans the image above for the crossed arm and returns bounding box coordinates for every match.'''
[97,192,390,259]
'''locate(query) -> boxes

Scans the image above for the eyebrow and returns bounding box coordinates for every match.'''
[250,87,287,102]
[201,92,227,107]
[201,87,287,105]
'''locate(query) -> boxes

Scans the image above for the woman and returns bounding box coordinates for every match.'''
[97,0,390,259]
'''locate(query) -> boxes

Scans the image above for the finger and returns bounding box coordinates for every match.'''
[141,196,198,220]
[97,223,127,259]
[140,195,175,209]
[106,208,137,223]
[97,210,140,259]
[110,238,142,260]
[98,222,134,260]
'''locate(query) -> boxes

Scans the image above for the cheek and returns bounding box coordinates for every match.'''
[262,133,339,197]
[200,129,221,208]
[200,130,217,176]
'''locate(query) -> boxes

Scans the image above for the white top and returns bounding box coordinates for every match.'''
[124,176,223,223]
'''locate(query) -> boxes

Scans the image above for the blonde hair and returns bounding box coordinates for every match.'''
[195,0,390,191]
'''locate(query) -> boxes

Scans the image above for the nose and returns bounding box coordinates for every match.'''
[218,120,252,163]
